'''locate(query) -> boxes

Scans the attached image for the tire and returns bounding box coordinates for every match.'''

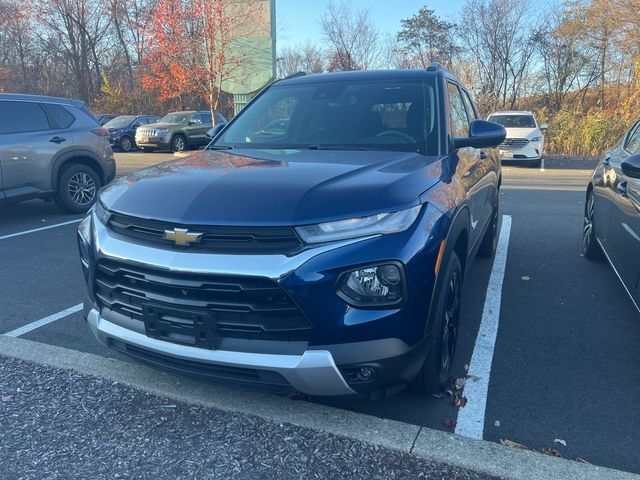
[119,135,134,152]
[141,147,156,153]
[477,192,500,258]
[171,134,187,152]
[411,251,463,394]
[583,190,603,260]
[54,164,102,214]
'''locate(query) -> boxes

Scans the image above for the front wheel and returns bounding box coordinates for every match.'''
[54,164,102,214]
[171,135,187,152]
[583,190,603,260]
[411,251,462,394]
[119,135,134,152]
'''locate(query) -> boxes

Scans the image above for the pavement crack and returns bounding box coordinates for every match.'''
[410,426,423,454]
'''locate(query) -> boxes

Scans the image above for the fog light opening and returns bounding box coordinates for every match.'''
[357,367,375,382]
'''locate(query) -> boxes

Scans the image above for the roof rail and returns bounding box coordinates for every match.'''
[284,71,307,79]
[426,62,445,72]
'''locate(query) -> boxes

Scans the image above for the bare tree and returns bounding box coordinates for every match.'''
[277,41,326,77]
[457,0,538,110]
[320,1,380,71]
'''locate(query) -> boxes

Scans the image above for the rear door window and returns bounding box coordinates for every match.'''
[0,101,50,134]
[44,104,76,129]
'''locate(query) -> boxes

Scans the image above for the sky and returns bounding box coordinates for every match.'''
[275,0,467,50]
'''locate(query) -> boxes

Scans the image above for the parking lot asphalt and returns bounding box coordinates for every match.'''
[1,153,639,475]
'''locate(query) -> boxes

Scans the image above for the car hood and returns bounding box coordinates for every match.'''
[142,122,184,129]
[503,127,540,139]
[100,149,443,226]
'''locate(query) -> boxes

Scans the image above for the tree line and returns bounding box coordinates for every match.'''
[1,0,639,156]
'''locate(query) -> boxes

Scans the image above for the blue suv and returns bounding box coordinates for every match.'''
[78,65,506,397]
[104,115,160,152]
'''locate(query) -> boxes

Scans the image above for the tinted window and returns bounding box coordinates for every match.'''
[0,101,50,134]
[44,104,76,129]
[448,83,469,137]
[216,80,436,155]
[488,114,536,128]
[625,123,640,154]
[201,113,212,124]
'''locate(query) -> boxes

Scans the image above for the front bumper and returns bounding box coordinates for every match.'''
[499,142,543,161]
[135,135,170,149]
[86,307,355,396]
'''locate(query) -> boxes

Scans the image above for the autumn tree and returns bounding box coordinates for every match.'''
[143,0,264,115]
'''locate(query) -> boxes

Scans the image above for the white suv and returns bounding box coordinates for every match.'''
[487,111,547,168]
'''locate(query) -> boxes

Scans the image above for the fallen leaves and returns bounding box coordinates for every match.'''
[500,438,587,464]
[521,276,531,281]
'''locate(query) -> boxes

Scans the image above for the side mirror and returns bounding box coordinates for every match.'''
[621,153,640,179]
[206,124,226,139]
[539,123,549,130]
[452,120,506,150]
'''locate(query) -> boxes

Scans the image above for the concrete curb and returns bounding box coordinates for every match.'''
[1,335,637,480]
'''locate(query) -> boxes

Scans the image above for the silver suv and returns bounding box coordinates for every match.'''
[0,93,116,213]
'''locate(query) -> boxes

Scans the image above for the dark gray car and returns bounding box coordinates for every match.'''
[0,93,116,213]
[135,110,227,152]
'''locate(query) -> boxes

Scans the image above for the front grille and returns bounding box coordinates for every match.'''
[107,212,304,255]
[94,260,313,343]
[137,128,157,137]
[499,138,529,149]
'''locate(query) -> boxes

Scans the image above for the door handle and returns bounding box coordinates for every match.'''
[49,137,66,144]
[617,181,628,197]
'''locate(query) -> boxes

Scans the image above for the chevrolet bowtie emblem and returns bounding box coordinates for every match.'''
[163,228,204,246]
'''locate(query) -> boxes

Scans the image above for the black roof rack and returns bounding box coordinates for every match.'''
[426,62,446,72]
[283,71,307,79]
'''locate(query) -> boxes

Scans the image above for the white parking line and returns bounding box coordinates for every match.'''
[3,304,83,337]
[455,215,512,440]
[0,219,81,241]
[540,159,546,172]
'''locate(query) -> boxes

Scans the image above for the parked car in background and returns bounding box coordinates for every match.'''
[135,110,227,152]
[487,111,547,168]
[583,121,640,312]
[0,93,115,213]
[105,115,160,152]
[78,66,507,397]
[95,114,119,126]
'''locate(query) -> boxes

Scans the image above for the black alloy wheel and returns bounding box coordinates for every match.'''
[583,190,603,260]
[119,135,134,152]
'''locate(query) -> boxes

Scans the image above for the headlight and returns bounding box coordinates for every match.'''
[156,128,170,135]
[295,205,422,244]
[530,136,542,142]
[95,199,111,225]
[337,263,405,307]
[77,214,92,263]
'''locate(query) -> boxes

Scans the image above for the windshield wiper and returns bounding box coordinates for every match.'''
[206,145,234,150]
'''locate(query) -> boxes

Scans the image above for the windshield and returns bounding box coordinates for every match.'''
[488,114,536,128]
[104,116,135,128]
[214,79,437,155]
[159,113,189,124]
